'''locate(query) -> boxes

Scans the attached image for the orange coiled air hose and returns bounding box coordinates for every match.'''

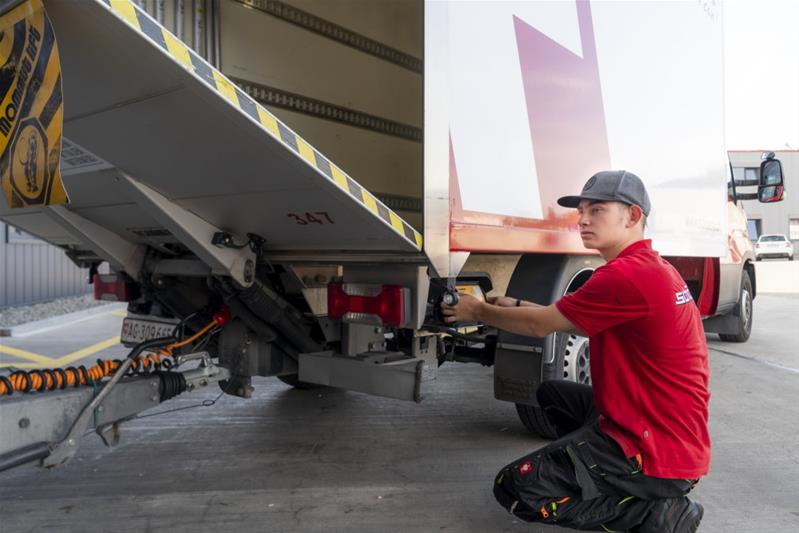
[0,350,172,395]
[0,309,229,396]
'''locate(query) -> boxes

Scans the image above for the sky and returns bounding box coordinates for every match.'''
[724,0,799,150]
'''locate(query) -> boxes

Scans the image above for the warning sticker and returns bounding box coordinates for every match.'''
[0,0,68,208]
[60,137,113,176]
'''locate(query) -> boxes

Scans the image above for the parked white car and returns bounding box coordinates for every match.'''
[755,234,795,261]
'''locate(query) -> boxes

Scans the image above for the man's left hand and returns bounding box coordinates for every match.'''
[441,293,483,324]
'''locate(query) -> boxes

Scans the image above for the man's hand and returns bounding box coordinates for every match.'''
[441,293,483,324]
[442,293,584,337]
[486,295,518,307]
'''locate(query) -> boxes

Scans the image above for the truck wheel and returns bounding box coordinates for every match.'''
[277,374,323,390]
[558,332,591,385]
[508,255,600,439]
[718,270,753,342]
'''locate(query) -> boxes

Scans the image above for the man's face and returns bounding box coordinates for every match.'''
[576,200,633,250]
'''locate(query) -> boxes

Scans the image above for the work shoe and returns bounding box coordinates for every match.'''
[639,497,704,533]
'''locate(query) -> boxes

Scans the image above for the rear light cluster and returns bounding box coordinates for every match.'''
[92,273,130,302]
[327,282,411,328]
[755,241,793,248]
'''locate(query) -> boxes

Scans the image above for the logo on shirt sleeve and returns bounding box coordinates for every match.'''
[675,286,693,305]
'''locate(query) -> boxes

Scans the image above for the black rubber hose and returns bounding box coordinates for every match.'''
[423,326,488,344]
[236,280,322,354]
[0,442,50,473]
[217,277,321,356]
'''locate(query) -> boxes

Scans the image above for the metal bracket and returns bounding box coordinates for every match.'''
[182,362,230,392]
[119,174,255,287]
[46,204,145,278]
[43,356,139,468]
[299,350,432,403]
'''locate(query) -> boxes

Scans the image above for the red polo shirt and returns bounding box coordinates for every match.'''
[555,240,710,479]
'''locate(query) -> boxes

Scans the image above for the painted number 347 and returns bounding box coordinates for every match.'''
[287,212,335,225]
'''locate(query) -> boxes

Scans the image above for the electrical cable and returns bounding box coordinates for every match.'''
[422,325,487,344]
[0,308,230,396]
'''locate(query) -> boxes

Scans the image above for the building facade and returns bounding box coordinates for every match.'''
[0,222,92,309]
[728,150,799,243]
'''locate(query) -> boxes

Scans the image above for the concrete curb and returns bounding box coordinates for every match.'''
[0,302,127,338]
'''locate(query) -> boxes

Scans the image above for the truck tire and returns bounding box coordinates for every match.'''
[505,255,600,439]
[718,270,753,342]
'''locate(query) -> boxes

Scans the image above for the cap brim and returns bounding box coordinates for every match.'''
[556,195,582,208]
[556,192,618,209]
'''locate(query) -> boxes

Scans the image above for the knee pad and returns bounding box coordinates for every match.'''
[493,466,518,510]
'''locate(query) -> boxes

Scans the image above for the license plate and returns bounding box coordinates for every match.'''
[121,316,180,346]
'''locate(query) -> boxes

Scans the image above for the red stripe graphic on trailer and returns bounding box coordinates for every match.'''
[449,0,611,253]
[513,0,610,211]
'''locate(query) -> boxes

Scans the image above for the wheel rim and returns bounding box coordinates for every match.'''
[741,287,752,327]
[555,267,595,385]
[562,334,591,384]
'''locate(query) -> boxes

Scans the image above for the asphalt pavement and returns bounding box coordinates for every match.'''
[0,274,797,532]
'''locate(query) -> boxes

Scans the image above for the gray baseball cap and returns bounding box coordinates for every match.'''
[557,170,651,216]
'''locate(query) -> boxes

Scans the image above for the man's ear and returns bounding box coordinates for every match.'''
[627,205,643,227]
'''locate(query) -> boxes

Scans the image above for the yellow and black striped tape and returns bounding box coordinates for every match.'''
[99,0,422,250]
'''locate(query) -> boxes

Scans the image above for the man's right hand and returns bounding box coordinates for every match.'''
[486,295,519,307]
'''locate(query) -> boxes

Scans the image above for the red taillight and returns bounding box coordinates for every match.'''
[213,306,231,325]
[92,273,130,302]
[327,282,411,327]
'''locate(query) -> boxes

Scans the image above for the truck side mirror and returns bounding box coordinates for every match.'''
[758,157,785,203]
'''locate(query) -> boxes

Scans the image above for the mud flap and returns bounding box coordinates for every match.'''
[494,343,544,404]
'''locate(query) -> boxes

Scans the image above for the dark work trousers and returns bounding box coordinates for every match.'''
[493,381,697,531]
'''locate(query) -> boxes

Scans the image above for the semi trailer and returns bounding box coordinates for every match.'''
[0,0,785,471]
